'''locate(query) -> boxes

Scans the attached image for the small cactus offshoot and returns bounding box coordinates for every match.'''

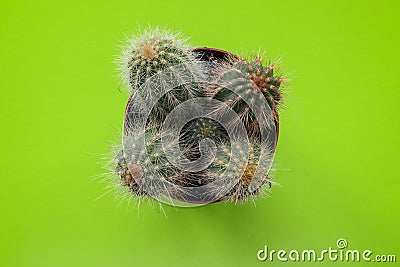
[112,28,284,206]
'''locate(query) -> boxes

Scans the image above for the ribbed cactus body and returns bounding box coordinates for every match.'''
[122,29,198,91]
[233,59,282,110]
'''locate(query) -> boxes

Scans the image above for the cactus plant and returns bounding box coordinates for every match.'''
[113,28,284,205]
[199,53,283,202]
[120,28,201,92]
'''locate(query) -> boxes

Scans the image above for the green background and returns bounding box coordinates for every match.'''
[1,0,399,266]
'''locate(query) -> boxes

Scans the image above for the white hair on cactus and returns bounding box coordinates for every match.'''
[118,27,202,93]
